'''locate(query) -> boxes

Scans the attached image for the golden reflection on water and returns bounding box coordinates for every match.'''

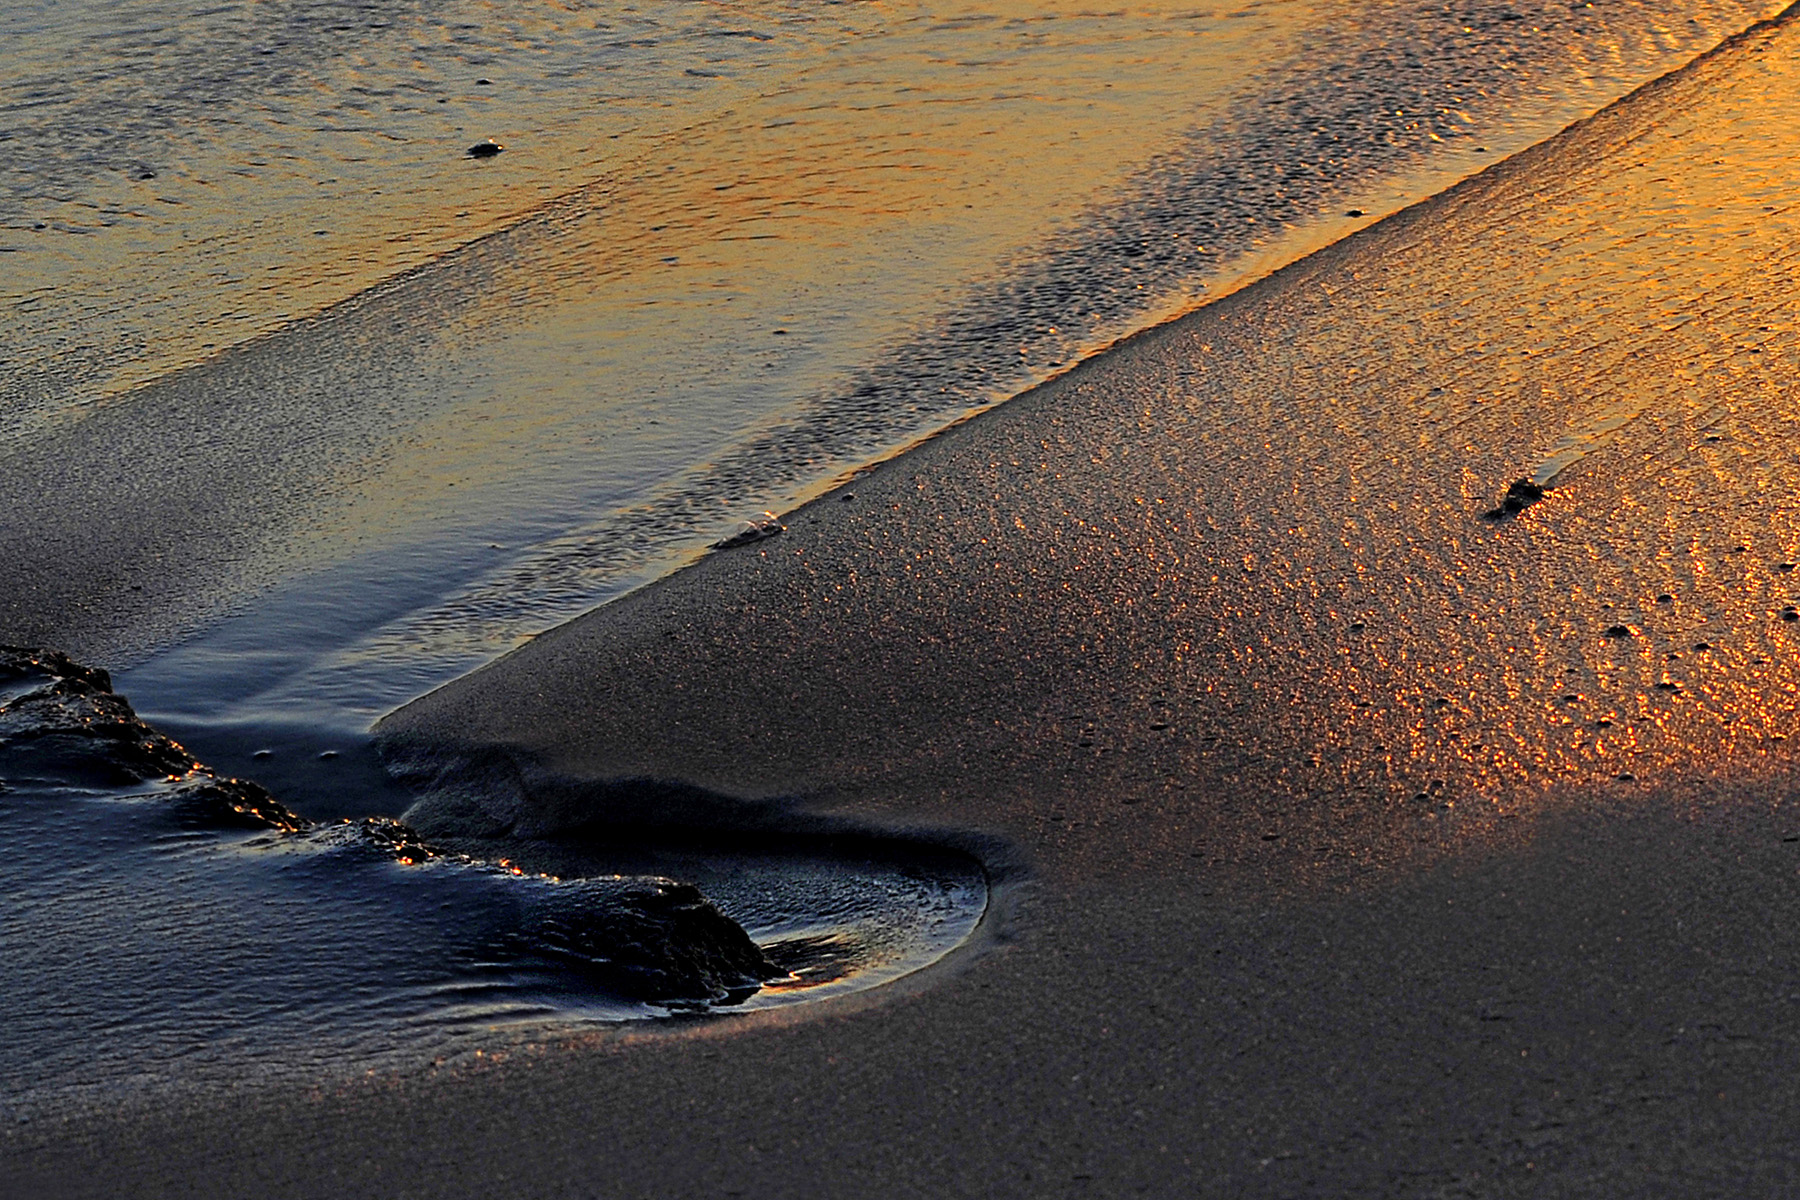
[3,0,1315,414]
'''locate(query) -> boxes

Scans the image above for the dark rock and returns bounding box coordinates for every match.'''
[339,815,439,864]
[0,646,112,695]
[0,647,195,783]
[1482,478,1546,522]
[466,140,504,158]
[167,775,309,833]
[516,877,782,1003]
[1603,624,1634,638]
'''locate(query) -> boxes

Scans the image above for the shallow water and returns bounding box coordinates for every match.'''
[0,775,985,1122]
[4,0,1315,425]
[0,652,987,1120]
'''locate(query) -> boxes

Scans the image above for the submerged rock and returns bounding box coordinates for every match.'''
[516,877,781,1003]
[166,774,311,834]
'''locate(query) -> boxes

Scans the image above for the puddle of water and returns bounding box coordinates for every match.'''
[439,833,991,1012]
[0,649,988,1122]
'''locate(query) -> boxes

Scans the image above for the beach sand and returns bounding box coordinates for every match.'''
[13,6,1800,1194]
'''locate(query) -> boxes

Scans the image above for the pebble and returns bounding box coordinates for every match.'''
[1483,478,1545,521]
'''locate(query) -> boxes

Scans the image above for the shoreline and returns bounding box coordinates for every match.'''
[3,1,1771,733]
[14,6,1800,1194]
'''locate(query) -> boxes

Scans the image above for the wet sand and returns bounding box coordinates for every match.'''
[13,6,1800,1195]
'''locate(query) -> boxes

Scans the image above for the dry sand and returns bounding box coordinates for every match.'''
[12,7,1800,1195]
